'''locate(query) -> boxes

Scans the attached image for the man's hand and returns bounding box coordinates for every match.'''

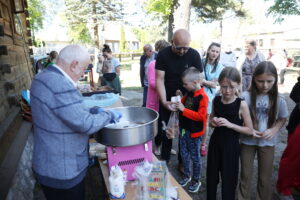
[90,106,105,114]
[110,110,122,123]
[162,101,177,112]
[166,128,175,139]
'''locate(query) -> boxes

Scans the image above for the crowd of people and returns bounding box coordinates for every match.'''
[30,28,299,200]
[139,29,299,199]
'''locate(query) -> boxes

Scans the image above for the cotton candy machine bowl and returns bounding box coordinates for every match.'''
[94,106,159,147]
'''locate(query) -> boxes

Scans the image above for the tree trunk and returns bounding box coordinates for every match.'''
[220,20,223,43]
[173,0,192,31]
[168,12,174,42]
[92,2,99,50]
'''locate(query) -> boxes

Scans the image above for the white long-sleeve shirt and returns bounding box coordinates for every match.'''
[220,51,237,68]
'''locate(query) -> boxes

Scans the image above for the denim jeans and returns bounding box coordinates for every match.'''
[180,130,202,181]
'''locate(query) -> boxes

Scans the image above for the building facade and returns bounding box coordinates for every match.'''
[0,0,35,199]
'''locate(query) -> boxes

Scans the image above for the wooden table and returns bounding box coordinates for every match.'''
[98,155,192,200]
[89,98,191,199]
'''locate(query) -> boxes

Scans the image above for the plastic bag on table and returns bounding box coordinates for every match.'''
[166,112,180,139]
[133,161,179,200]
[133,160,153,200]
[109,165,126,199]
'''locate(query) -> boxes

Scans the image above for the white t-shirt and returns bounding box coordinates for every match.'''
[220,51,237,68]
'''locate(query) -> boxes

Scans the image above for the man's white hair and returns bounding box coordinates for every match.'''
[58,44,89,66]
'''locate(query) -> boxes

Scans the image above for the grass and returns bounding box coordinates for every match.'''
[121,63,132,71]
[122,86,143,91]
[120,59,139,71]
[121,59,139,65]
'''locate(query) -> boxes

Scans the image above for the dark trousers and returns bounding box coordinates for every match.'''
[160,104,181,163]
[206,132,239,200]
[142,86,148,107]
[154,115,163,146]
[41,178,85,200]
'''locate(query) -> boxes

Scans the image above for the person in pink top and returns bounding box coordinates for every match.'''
[146,39,171,155]
[146,40,171,110]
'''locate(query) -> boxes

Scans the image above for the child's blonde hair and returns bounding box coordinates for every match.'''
[181,67,203,82]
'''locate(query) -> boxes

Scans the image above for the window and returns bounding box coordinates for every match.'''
[0,2,12,36]
[13,14,22,35]
[13,0,24,13]
[270,39,275,47]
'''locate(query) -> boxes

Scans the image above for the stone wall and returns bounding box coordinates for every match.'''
[0,1,34,199]
[0,34,33,123]
[5,132,35,200]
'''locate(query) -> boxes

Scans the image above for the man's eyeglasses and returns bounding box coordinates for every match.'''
[173,45,189,51]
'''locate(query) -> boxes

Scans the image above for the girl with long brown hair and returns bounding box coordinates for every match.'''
[239,61,288,200]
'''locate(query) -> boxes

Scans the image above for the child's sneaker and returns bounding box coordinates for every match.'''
[278,193,294,200]
[188,180,201,193]
[178,176,191,187]
[200,143,207,156]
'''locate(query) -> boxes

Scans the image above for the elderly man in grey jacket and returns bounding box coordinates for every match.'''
[30,44,121,200]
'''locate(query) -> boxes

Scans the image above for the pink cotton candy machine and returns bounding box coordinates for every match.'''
[95,107,159,180]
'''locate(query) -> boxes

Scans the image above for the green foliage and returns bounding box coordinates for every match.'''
[146,0,246,23]
[64,0,123,44]
[192,0,246,22]
[146,0,174,16]
[69,23,93,44]
[266,0,300,23]
[132,28,146,50]
[27,0,45,31]
[34,38,45,47]
[132,26,166,50]
[27,0,45,46]
[145,0,245,41]
[119,25,127,52]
